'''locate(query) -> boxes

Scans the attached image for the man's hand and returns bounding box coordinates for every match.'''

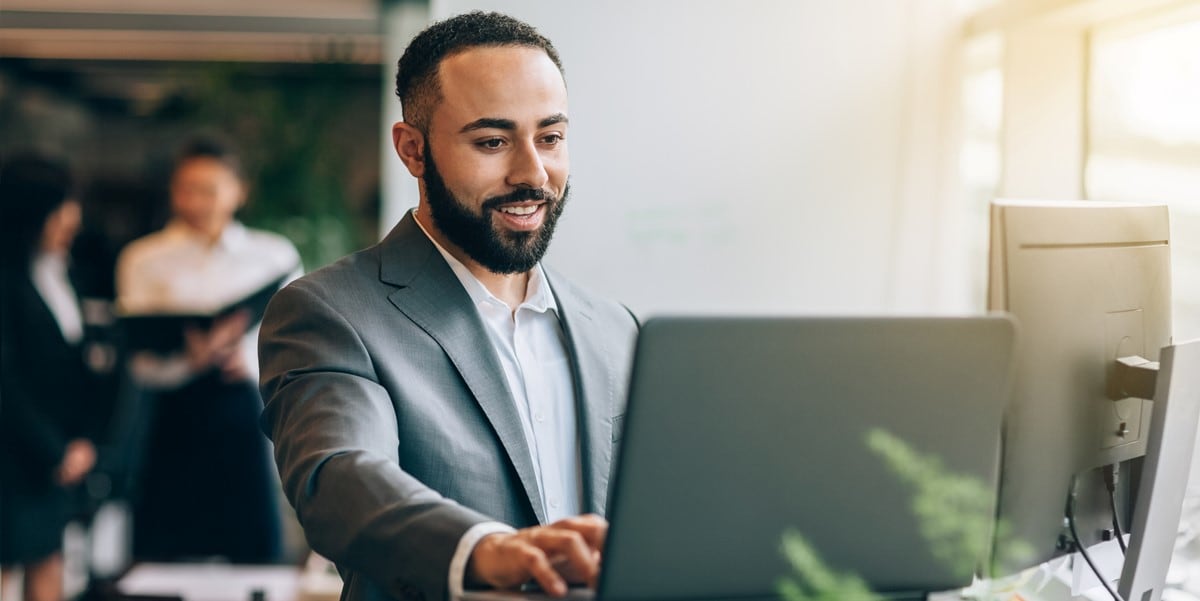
[467,514,608,597]
[184,310,250,372]
[56,438,96,486]
[219,347,253,383]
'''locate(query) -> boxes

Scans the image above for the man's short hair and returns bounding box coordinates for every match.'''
[394,11,564,134]
[174,135,245,180]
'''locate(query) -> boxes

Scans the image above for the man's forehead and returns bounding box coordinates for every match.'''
[433,45,567,128]
[439,44,560,78]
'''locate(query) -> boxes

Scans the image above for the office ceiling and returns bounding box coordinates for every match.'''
[0,0,391,124]
[0,0,387,62]
[1,0,380,19]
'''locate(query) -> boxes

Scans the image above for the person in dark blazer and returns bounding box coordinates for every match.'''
[0,155,97,601]
[258,12,638,601]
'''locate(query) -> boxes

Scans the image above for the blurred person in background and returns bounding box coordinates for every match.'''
[1,154,99,601]
[115,136,300,563]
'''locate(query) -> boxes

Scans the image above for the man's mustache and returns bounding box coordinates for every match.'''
[482,188,555,210]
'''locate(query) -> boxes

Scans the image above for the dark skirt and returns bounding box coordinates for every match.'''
[0,457,68,566]
[132,371,281,563]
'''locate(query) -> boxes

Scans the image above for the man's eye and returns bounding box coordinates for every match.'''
[477,138,505,150]
[541,134,564,145]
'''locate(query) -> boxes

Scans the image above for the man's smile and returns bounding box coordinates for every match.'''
[494,201,547,230]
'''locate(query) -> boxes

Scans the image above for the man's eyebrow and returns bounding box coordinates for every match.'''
[539,113,569,128]
[460,118,517,133]
[458,114,570,133]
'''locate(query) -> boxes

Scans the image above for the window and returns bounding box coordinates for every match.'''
[1088,11,1200,341]
[958,33,1004,310]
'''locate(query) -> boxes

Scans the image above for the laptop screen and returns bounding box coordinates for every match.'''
[598,316,1015,601]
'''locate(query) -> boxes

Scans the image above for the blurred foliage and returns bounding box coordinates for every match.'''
[866,428,1035,574]
[779,429,1034,601]
[162,61,375,270]
[778,531,882,601]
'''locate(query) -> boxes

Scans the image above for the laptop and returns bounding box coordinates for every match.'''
[465,316,1016,601]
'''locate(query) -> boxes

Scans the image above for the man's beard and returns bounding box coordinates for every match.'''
[422,144,568,274]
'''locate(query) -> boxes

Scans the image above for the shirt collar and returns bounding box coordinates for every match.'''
[164,219,248,252]
[31,251,69,275]
[411,208,557,314]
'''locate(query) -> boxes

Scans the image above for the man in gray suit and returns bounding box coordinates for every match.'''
[259,11,638,601]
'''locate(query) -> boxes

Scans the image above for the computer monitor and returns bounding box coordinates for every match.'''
[986,199,1172,577]
[1119,339,1200,601]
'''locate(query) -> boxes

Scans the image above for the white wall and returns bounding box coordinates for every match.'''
[384,0,962,316]
[380,1,429,234]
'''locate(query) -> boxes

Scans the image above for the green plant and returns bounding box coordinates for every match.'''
[163,61,375,269]
[778,530,882,601]
[779,428,1035,601]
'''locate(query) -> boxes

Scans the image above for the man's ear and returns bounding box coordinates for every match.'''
[234,178,249,209]
[393,122,426,178]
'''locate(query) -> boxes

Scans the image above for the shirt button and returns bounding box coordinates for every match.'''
[534,412,545,423]
[549,498,560,509]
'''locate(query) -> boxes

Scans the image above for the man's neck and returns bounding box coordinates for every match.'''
[472,268,529,311]
[176,218,226,247]
[414,208,531,311]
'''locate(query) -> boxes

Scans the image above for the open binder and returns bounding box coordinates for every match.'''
[119,273,290,354]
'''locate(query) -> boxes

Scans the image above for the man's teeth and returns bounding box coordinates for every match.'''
[498,205,539,216]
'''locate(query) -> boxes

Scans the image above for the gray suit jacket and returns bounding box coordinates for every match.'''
[259,213,638,601]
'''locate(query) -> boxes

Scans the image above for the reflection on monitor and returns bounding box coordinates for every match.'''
[986,199,1172,576]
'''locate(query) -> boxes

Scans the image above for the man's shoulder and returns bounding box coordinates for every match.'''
[543,266,637,329]
[241,227,301,265]
[117,229,174,265]
[279,244,382,303]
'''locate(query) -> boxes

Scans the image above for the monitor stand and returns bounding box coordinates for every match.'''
[968,340,1199,601]
[1119,339,1200,601]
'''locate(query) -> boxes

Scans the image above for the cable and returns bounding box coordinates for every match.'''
[1103,464,1128,554]
[1108,490,1128,553]
[1068,513,1125,601]
[1067,477,1125,601]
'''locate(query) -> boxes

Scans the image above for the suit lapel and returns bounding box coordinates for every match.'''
[548,271,615,516]
[379,214,547,524]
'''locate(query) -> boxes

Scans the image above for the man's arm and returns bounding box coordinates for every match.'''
[259,280,493,601]
[261,278,609,600]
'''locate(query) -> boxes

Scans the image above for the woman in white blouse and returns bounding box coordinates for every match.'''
[115,137,300,563]
[1,155,98,601]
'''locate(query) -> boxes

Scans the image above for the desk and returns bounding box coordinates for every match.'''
[117,564,300,601]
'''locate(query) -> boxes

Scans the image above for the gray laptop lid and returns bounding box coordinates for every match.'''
[598,316,1016,601]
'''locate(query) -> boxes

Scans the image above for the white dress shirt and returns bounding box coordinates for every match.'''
[31,251,84,345]
[116,219,301,388]
[412,212,582,598]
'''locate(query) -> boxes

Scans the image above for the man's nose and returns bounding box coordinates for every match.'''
[506,140,549,190]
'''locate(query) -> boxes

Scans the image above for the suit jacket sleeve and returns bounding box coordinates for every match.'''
[259,279,492,601]
[0,283,68,477]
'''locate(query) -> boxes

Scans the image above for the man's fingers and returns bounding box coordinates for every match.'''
[470,521,607,596]
[517,543,566,597]
[551,514,608,552]
[531,529,597,583]
[216,310,250,340]
[527,529,602,590]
